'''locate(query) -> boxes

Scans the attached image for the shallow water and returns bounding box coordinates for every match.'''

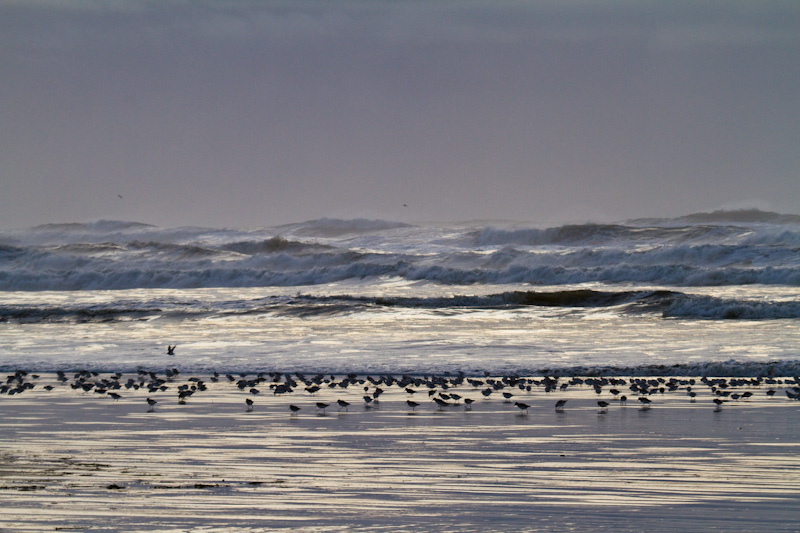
[2,375,800,531]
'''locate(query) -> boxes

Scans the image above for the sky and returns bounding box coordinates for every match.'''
[2,0,799,229]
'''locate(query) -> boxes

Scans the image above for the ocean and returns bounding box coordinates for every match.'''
[1,209,799,376]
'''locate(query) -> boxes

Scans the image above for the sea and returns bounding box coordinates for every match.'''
[1,209,799,377]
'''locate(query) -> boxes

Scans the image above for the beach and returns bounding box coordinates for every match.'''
[2,372,800,532]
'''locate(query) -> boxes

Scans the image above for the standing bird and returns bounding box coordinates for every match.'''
[337,399,350,411]
[638,397,652,410]
[713,398,724,411]
[555,399,567,412]
[146,398,157,412]
[289,404,301,415]
[245,398,254,412]
[316,402,329,414]
[514,402,530,414]
[597,400,609,413]
[406,400,420,412]
[464,398,475,410]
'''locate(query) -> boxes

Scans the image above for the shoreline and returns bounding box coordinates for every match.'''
[2,372,800,531]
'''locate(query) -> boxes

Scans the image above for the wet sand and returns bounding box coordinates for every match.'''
[2,373,800,532]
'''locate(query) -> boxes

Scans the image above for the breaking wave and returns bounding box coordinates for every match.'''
[4,290,798,323]
[1,212,799,290]
[275,217,413,237]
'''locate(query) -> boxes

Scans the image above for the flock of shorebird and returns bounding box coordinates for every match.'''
[2,369,799,416]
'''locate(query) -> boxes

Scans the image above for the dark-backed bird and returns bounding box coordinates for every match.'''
[514,401,530,414]
[316,402,329,413]
[146,398,157,412]
[167,345,175,356]
[555,399,567,412]
[713,398,724,411]
[464,398,474,410]
[289,404,301,414]
[337,399,350,411]
[597,400,609,413]
[245,398,254,412]
[406,400,420,411]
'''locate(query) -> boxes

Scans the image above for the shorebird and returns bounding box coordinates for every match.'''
[514,402,530,414]
[555,399,567,412]
[597,400,609,413]
[713,398,724,411]
[502,392,514,403]
[245,398,254,412]
[289,404,301,415]
[337,399,350,411]
[316,402,329,414]
[146,398,157,412]
[406,400,420,411]
[619,395,627,405]
[433,397,450,410]
[638,397,652,410]
[167,345,175,356]
[464,398,474,410]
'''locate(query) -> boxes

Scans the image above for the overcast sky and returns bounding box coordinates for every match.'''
[2,0,799,229]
